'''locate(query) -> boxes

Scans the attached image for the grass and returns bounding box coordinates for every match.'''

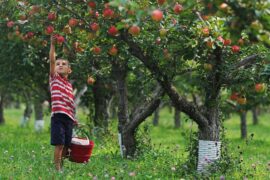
[0,107,270,179]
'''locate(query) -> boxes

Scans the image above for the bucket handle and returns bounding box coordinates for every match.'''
[73,125,90,140]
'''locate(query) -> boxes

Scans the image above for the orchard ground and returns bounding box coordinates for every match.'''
[0,107,270,179]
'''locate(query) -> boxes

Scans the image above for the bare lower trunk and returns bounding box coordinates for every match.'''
[92,77,109,130]
[252,107,258,125]
[0,94,5,124]
[152,108,159,126]
[122,130,136,158]
[240,111,247,139]
[174,108,181,128]
[198,108,220,141]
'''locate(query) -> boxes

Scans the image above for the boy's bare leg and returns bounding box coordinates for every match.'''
[61,146,69,168]
[54,145,64,171]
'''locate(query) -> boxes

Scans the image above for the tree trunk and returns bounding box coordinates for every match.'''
[112,61,131,157]
[174,108,181,128]
[240,111,247,139]
[21,101,32,127]
[198,107,220,141]
[152,107,159,126]
[15,99,21,109]
[252,107,258,125]
[121,31,226,171]
[0,93,5,124]
[112,61,163,158]
[92,76,109,131]
[34,99,44,132]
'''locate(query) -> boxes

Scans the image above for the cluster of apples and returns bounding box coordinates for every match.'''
[202,27,242,53]
[230,92,247,105]
[151,2,183,22]
[229,83,266,105]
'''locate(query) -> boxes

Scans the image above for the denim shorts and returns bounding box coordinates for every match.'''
[50,113,74,146]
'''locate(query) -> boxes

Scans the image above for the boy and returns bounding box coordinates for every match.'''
[49,35,76,171]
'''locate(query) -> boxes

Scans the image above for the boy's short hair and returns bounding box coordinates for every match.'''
[56,58,71,67]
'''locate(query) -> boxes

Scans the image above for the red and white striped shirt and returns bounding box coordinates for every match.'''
[49,73,76,122]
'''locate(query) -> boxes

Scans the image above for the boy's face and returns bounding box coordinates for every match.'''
[55,59,71,77]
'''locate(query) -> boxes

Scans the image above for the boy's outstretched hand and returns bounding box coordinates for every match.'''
[50,34,57,45]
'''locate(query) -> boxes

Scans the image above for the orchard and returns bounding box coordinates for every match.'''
[0,0,270,179]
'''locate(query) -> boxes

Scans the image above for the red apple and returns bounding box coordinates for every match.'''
[90,22,100,31]
[223,39,231,46]
[151,9,163,22]
[19,14,27,21]
[231,45,240,53]
[107,26,118,36]
[88,1,96,8]
[237,96,247,105]
[207,3,213,9]
[56,35,65,44]
[219,3,228,11]
[95,11,99,18]
[173,3,183,14]
[230,92,239,101]
[87,76,95,85]
[103,8,114,19]
[109,45,118,56]
[48,12,57,21]
[206,40,213,48]
[163,48,171,59]
[217,36,224,44]
[45,25,54,35]
[92,46,101,54]
[89,10,99,18]
[127,10,135,16]
[238,38,244,46]
[7,21,14,28]
[128,25,140,36]
[157,0,166,5]
[29,5,40,15]
[26,32,34,39]
[69,18,78,27]
[15,30,20,36]
[202,15,210,20]
[155,37,161,45]
[202,27,210,36]
[255,83,266,93]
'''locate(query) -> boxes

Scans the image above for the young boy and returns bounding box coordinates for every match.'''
[49,35,76,171]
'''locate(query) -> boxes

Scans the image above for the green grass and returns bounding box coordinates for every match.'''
[0,107,270,179]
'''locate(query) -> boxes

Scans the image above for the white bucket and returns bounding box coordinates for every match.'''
[34,120,44,132]
[197,140,221,172]
[118,133,124,157]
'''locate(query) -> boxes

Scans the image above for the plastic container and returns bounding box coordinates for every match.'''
[69,137,94,163]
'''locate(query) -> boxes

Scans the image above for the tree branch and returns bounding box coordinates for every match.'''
[54,2,89,25]
[128,85,164,132]
[120,31,208,128]
[234,54,259,69]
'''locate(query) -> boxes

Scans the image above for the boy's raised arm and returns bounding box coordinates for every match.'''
[49,35,56,77]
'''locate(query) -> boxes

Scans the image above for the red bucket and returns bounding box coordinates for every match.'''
[69,137,94,163]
